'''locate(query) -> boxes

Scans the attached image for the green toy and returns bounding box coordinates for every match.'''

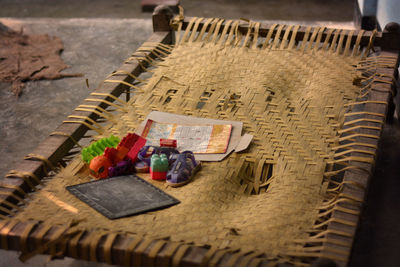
[81,135,120,163]
[150,154,168,172]
[150,154,169,180]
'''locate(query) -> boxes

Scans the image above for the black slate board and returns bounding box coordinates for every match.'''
[66,175,180,219]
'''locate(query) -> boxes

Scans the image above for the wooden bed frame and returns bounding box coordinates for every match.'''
[1,8,399,266]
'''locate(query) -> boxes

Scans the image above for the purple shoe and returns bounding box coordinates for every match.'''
[166,151,201,187]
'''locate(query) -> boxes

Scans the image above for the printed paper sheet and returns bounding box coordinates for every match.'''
[141,120,232,154]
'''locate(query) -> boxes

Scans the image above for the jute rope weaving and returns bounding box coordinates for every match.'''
[3,17,397,264]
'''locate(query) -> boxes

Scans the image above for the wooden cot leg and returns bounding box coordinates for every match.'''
[152,5,174,33]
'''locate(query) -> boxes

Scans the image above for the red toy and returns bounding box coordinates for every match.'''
[104,133,146,165]
[118,133,139,150]
[103,146,127,165]
[150,154,168,180]
[160,138,177,148]
[89,155,112,179]
[127,135,147,162]
[87,133,147,179]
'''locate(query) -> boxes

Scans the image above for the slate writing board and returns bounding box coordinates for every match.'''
[66,175,180,219]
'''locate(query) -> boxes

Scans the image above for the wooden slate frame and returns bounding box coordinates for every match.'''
[1,9,399,267]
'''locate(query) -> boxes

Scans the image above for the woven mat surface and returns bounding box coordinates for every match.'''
[14,22,363,256]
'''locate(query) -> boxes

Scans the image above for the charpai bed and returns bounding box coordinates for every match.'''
[0,7,399,267]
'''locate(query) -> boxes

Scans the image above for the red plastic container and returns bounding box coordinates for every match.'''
[160,138,177,148]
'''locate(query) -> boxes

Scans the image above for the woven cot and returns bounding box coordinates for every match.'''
[1,10,399,267]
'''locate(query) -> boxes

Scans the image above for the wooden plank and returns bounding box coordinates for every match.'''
[2,220,274,266]
[0,31,172,212]
[152,4,175,32]
[179,16,385,48]
[380,23,400,51]
[322,49,400,266]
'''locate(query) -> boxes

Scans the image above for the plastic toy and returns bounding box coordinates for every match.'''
[138,146,179,166]
[85,133,148,179]
[134,160,150,173]
[81,135,120,163]
[126,135,147,162]
[150,154,168,180]
[103,133,138,165]
[103,133,146,165]
[103,146,129,165]
[160,138,177,148]
[108,160,134,177]
[118,133,139,150]
[89,155,112,179]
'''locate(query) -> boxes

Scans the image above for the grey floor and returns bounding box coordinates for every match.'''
[0,0,399,266]
[0,0,354,21]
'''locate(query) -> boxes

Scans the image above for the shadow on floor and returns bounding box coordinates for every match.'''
[349,118,400,267]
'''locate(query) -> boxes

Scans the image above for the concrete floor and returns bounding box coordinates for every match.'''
[0,0,354,21]
[0,0,399,266]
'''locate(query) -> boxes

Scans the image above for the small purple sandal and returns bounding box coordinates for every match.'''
[166,151,201,187]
